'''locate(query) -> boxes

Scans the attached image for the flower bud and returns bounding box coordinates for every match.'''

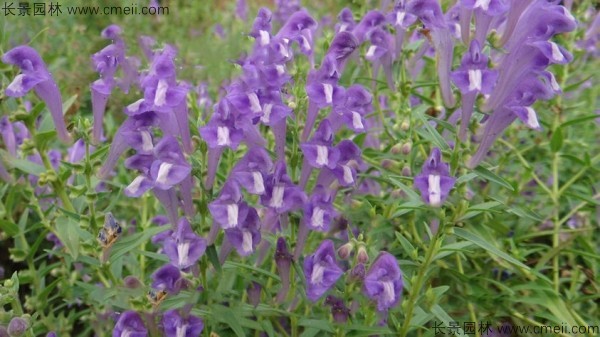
[357,246,369,264]
[7,317,27,337]
[247,281,262,308]
[123,276,143,289]
[401,142,412,155]
[350,263,366,281]
[337,242,354,260]
[390,144,403,155]
[0,326,8,337]
[401,166,411,177]
[400,121,410,131]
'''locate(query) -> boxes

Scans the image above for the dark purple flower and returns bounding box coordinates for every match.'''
[328,140,362,187]
[162,217,206,270]
[151,263,181,293]
[363,252,403,312]
[325,295,350,323]
[2,46,71,143]
[161,309,204,337]
[414,148,455,207]
[300,120,340,170]
[275,237,293,303]
[113,311,147,337]
[303,240,344,302]
[247,281,262,307]
[260,161,307,214]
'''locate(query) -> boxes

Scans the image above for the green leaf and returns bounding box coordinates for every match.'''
[550,127,563,152]
[206,244,221,273]
[55,216,81,259]
[0,149,45,175]
[414,107,449,151]
[223,261,280,281]
[431,304,466,337]
[213,305,246,337]
[0,219,19,237]
[473,166,515,191]
[454,228,529,270]
[298,319,334,333]
[108,226,168,263]
[561,114,600,128]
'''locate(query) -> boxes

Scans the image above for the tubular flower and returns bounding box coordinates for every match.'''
[414,148,455,207]
[303,240,344,302]
[363,252,403,312]
[2,46,71,143]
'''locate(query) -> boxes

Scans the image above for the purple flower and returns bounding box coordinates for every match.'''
[351,10,386,44]
[451,40,498,140]
[231,147,273,195]
[407,0,456,107]
[225,205,262,256]
[303,240,344,302]
[275,237,293,303]
[208,181,247,230]
[274,0,301,24]
[260,161,307,214]
[235,0,247,21]
[161,309,204,337]
[325,295,350,323]
[336,8,356,33]
[363,252,403,312]
[113,311,147,337]
[2,46,71,143]
[414,148,455,207]
[151,263,182,294]
[162,217,207,270]
[300,120,340,170]
[328,140,362,187]
[303,185,337,232]
[247,281,262,307]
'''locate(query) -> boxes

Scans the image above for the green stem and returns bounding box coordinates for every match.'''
[398,217,446,337]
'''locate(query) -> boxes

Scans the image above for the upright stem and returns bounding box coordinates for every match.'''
[399,217,445,337]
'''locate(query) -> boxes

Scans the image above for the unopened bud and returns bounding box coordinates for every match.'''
[401,142,412,155]
[400,121,410,131]
[0,326,7,337]
[350,263,366,281]
[391,144,403,155]
[337,242,354,260]
[247,281,262,308]
[123,276,142,289]
[401,166,412,177]
[7,317,27,337]
[357,246,369,264]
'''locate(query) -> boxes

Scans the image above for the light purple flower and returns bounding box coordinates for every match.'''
[225,205,261,256]
[162,217,206,270]
[260,161,307,214]
[300,120,340,170]
[231,147,273,195]
[303,185,337,232]
[414,148,455,207]
[113,311,147,337]
[336,8,356,33]
[303,240,344,302]
[2,46,71,143]
[161,309,204,337]
[363,252,403,312]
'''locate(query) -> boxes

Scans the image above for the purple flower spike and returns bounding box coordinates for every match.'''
[162,217,207,270]
[113,311,147,337]
[225,206,262,256]
[414,148,455,207]
[2,46,71,143]
[151,263,182,294]
[162,309,204,337]
[363,252,403,312]
[304,240,344,302]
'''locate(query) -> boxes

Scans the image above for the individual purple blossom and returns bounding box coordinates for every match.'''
[260,161,307,214]
[208,181,247,231]
[2,46,71,143]
[90,25,139,143]
[460,0,509,44]
[151,264,182,294]
[407,0,456,107]
[387,0,418,58]
[364,27,394,90]
[300,120,340,172]
[225,205,262,256]
[331,84,372,133]
[363,252,403,312]
[231,147,273,195]
[274,0,301,24]
[161,309,204,337]
[451,40,498,140]
[325,140,362,188]
[162,217,206,270]
[303,185,337,232]
[414,148,455,207]
[113,311,147,337]
[336,8,356,33]
[303,240,344,302]
[351,10,386,44]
